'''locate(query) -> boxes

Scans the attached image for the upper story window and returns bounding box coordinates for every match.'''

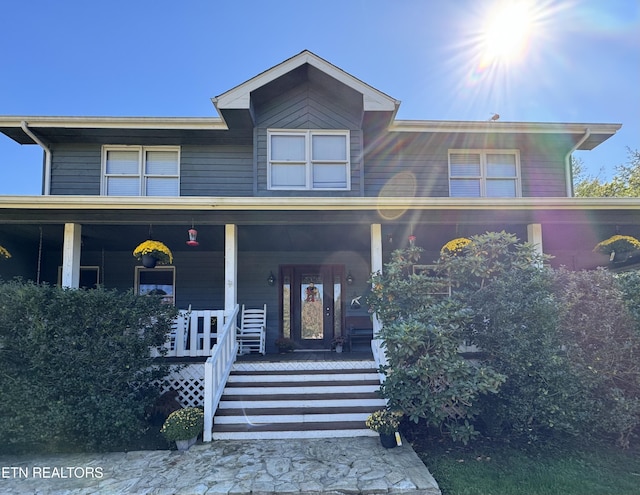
[102,146,180,196]
[449,150,520,197]
[268,130,350,190]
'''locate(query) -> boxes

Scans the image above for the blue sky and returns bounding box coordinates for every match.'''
[0,0,638,195]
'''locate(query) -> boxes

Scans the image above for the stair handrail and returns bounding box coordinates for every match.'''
[203,303,239,442]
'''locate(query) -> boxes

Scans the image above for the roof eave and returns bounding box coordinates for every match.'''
[0,195,637,212]
[213,50,399,114]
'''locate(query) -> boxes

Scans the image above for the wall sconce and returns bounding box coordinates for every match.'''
[267,271,276,286]
[346,272,354,285]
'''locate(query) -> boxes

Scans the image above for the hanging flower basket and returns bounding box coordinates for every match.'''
[133,240,173,266]
[440,237,472,256]
[0,245,11,260]
[593,235,640,257]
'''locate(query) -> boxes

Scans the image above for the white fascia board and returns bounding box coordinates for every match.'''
[214,51,399,113]
[391,120,622,136]
[0,116,226,130]
[1,195,638,212]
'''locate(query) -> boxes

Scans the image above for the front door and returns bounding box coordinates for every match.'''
[280,265,344,349]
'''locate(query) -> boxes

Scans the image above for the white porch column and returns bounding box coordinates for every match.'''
[224,224,238,314]
[371,223,383,334]
[61,223,82,289]
[527,223,544,265]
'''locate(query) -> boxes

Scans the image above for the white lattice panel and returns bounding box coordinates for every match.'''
[156,364,205,408]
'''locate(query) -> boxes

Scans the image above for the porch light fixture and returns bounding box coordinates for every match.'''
[346,272,354,285]
[267,271,276,286]
[186,223,199,247]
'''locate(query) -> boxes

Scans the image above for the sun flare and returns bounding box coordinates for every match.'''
[479,1,536,67]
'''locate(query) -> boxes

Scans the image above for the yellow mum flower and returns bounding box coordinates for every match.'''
[133,240,173,264]
[593,235,640,255]
[441,237,472,255]
[0,245,11,259]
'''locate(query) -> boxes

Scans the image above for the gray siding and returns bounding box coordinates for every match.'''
[364,134,450,198]
[50,144,101,195]
[46,112,569,200]
[180,145,254,196]
[49,143,255,197]
[363,132,570,198]
[518,137,570,197]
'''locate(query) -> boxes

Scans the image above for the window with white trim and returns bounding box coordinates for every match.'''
[102,146,180,196]
[135,266,175,305]
[268,130,350,190]
[449,150,520,197]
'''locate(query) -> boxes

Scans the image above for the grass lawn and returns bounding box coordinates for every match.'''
[412,436,640,495]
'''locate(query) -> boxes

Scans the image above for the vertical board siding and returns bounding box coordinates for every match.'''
[50,144,102,195]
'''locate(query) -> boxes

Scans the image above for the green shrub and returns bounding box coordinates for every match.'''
[0,280,177,452]
[369,241,504,443]
[369,232,640,448]
[465,267,589,440]
[555,268,640,448]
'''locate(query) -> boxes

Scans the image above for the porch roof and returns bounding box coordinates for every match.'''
[0,195,638,215]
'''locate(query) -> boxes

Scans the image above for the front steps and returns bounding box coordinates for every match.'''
[212,359,386,440]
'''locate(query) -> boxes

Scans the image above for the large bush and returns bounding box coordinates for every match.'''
[464,267,589,440]
[437,232,589,441]
[369,232,640,448]
[369,241,504,443]
[555,268,640,448]
[0,280,177,452]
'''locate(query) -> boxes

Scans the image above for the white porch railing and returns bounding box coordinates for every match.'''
[203,304,239,442]
[158,309,226,358]
[371,337,388,385]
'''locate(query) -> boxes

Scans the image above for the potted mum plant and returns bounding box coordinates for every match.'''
[133,240,173,268]
[593,235,640,264]
[0,244,11,260]
[160,407,204,451]
[366,409,403,448]
[331,335,346,353]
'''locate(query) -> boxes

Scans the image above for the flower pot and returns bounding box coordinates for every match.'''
[175,436,198,451]
[379,433,397,449]
[142,254,158,268]
[335,343,343,353]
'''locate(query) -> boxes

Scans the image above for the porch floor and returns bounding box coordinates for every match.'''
[236,349,374,362]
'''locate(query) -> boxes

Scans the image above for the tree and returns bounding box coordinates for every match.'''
[573,148,640,197]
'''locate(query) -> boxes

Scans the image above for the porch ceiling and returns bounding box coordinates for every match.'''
[0,202,637,254]
[0,223,375,253]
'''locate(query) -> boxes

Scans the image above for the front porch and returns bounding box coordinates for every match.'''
[2,204,629,354]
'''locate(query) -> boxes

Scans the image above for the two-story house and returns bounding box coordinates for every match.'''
[0,50,634,353]
[1,50,637,439]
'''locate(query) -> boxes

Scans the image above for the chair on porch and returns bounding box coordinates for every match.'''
[168,305,191,353]
[237,304,266,355]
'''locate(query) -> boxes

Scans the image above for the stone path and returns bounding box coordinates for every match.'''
[0,437,441,495]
